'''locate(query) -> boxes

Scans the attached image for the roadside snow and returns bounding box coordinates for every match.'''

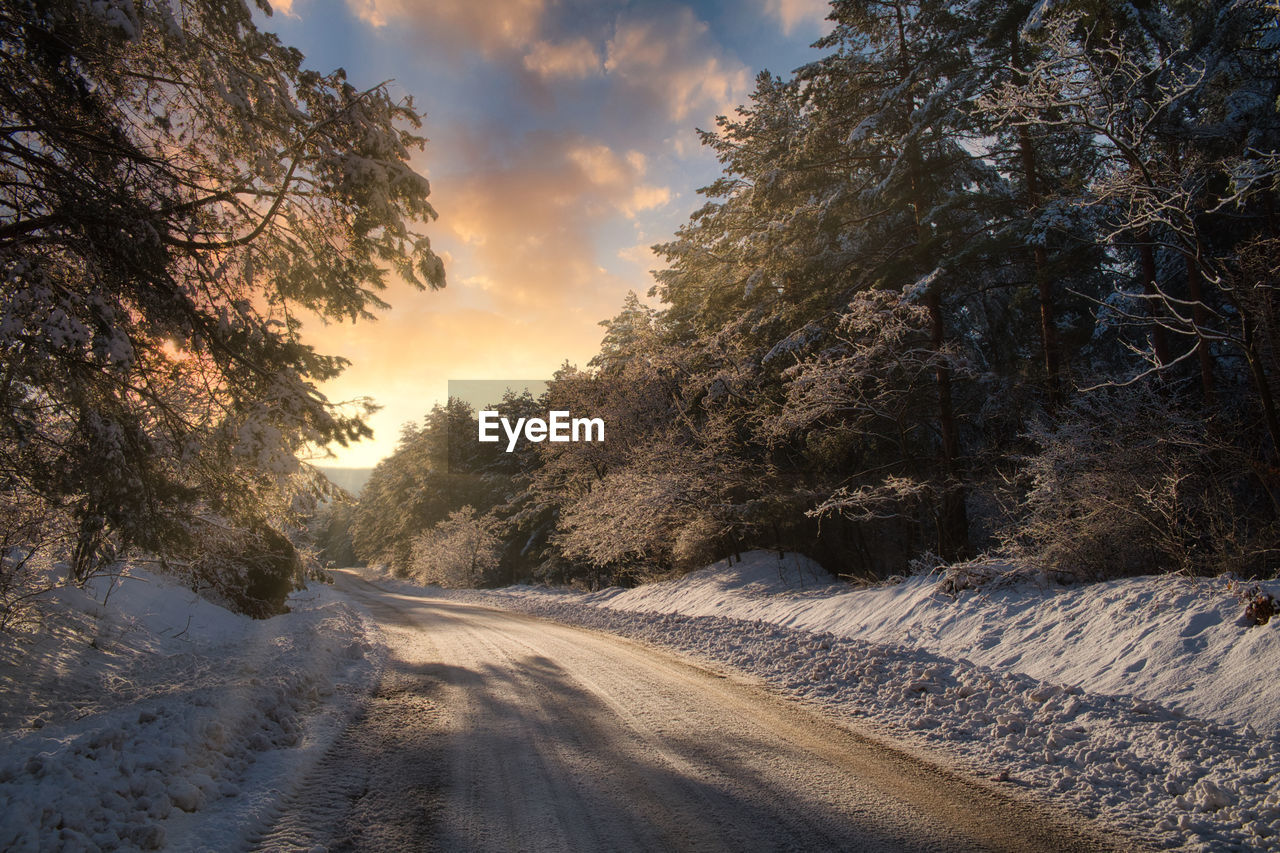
[431,552,1280,852]
[0,568,383,852]
[586,553,1280,737]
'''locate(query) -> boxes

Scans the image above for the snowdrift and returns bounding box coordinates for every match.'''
[0,568,382,851]
[570,551,1280,737]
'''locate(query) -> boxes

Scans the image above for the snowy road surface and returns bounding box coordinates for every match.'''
[256,572,1129,852]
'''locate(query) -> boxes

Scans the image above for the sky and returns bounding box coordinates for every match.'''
[265,0,834,467]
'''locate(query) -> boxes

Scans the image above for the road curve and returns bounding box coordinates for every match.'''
[255,571,1136,852]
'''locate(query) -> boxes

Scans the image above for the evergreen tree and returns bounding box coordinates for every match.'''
[0,0,444,602]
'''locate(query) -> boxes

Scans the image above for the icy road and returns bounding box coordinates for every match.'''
[257,571,1132,852]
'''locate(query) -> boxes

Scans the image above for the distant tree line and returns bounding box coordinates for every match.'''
[333,0,1280,588]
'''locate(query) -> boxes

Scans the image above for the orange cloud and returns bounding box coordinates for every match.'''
[310,131,668,464]
[345,0,547,55]
[434,132,668,308]
[565,144,670,217]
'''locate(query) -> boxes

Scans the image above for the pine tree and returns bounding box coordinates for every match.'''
[1,0,446,596]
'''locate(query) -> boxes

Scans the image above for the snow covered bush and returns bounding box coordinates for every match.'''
[672,515,725,572]
[1004,387,1280,581]
[171,520,305,618]
[0,493,75,630]
[935,558,1030,595]
[410,507,501,588]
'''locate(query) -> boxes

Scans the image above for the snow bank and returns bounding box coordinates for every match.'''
[436,551,1280,851]
[0,568,383,852]
[562,551,1280,737]
[583,549,834,608]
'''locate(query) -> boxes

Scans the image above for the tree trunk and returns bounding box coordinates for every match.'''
[926,289,969,560]
[1138,234,1171,366]
[897,2,968,561]
[1243,313,1280,459]
[1012,34,1064,405]
[1185,252,1216,403]
[72,506,108,585]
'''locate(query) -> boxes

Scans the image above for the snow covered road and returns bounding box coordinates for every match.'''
[257,571,1127,852]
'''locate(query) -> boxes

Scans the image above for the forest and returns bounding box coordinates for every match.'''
[4,4,1279,847]
[332,0,1280,591]
[3,0,1280,621]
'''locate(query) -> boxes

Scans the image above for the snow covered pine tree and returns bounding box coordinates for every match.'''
[0,0,444,613]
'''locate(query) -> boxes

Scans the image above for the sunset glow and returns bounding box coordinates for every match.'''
[270,0,832,467]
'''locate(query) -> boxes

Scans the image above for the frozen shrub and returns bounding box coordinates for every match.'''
[1003,386,1279,581]
[176,520,304,618]
[410,507,501,588]
[937,558,1029,595]
[672,516,724,572]
[0,494,73,630]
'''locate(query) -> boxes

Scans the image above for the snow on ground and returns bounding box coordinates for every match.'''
[430,552,1280,852]
[584,552,1280,737]
[0,568,383,852]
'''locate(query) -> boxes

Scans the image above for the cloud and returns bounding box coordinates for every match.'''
[338,0,749,133]
[304,1,770,465]
[313,129,676,464]
[563,143,669,216]
[566,143,632,188]
[622,185,671,217]
[522,37,602,79]
[760,0,830,35]
[459,273,497,291]
[430,131,667,319]
[604,7,751,124]
[345,0,548,55]
[618,239,664,271]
